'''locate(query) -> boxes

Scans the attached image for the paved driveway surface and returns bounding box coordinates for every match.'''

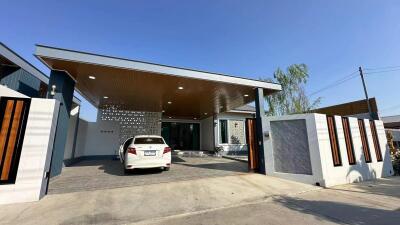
[49,156,248,194]
[1,173,399,225]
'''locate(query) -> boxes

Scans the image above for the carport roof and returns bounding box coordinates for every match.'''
[35,45,281,119]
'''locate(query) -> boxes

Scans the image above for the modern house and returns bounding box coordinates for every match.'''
[0,43,393,205]
[31,45,280,171]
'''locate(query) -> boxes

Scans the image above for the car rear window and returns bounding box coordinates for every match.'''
[134,137,165,144]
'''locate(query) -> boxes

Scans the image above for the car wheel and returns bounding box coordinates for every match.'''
[164,167,170,171]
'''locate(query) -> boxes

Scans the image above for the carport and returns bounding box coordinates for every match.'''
[34,45,281,186]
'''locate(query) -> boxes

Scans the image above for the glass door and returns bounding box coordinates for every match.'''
[161,122,200,150]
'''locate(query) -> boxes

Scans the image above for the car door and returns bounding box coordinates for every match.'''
[119,137,133,163]
[118,144,124,163]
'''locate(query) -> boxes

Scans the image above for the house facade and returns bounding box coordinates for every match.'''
[0,43,394,205]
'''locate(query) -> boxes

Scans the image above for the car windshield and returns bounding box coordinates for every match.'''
[134,137,165,144]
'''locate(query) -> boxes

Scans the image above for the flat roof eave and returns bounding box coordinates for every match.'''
[34,44,281,91]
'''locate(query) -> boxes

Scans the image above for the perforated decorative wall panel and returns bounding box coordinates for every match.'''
[100,105,161,144]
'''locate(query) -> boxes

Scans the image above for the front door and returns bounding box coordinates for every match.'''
[161,122,200,150]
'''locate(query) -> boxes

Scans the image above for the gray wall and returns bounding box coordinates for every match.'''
[63,109,79,164]
[270,119,313,175]
[200,116,214,151]
[0,67,42,97]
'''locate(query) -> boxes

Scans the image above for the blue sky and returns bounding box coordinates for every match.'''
[1,0,400,121]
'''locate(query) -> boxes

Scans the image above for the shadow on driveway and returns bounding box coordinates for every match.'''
[274,196,400,225]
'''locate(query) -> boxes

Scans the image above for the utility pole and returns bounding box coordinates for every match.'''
[359,66,373,119]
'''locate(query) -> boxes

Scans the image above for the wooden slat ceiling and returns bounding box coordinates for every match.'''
[40,57,277,119]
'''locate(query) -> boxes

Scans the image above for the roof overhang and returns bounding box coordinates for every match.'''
[382,115,400,129]
[35,45,281,119]
[0,42,49,84]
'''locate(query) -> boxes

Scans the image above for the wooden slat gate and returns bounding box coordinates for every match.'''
[0,97,30,184]
[246,118,259,171]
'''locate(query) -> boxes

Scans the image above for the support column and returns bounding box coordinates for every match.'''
[47,70,75,177]
[255,88,267,174]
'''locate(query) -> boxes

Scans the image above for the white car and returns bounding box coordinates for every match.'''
[119,135,171,173]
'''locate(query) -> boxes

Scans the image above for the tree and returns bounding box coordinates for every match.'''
[263,64,321,116]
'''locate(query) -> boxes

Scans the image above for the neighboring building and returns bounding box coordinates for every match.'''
[381,115,400,149]
[0,42,48,98]
[312,98,379,120]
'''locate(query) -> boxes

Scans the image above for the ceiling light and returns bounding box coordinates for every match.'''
[193,117,197,120]
[204,113,208,115]
[89,76,96,80]
[167,101,172,104]
[244,94,249,97]
[162,110,165,113]
[178,86,184,90]
[168,116,172,119]
[103,96,109,99]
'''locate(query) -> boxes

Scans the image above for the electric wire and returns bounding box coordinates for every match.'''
[364,65,400,71]
[307,71,358,97]
[364,68,400,75]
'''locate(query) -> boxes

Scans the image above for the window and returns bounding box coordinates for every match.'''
[219,120,228,144]
[228,120,245,144]
[369,120,383,162]
[327,116,342,166]
[134,137,165,144]
[358,119,372,163]
[342,117,356,165]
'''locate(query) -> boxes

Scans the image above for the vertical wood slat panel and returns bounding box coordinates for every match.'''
[358,119,372,163]
[246,119,258,171]
[327,116,342,166]
[369,120,382,162]
[342,117,356,165]
[0,100,15,168]
[1,101,24,180]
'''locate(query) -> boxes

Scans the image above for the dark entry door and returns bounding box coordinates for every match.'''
[245,118,259,171]
[161,122,200,150]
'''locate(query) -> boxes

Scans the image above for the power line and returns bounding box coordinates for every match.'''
[380,104,400,113]
[364,65,400,71]
[364,68,400,75]
[307,65,398,98]
[308,71,358,97]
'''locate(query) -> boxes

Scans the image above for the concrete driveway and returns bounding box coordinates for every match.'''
[0,173,399,225]
[49,156,248,194]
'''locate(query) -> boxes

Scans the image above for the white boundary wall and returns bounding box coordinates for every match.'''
[0,86,59,205]
[265,113,393,187]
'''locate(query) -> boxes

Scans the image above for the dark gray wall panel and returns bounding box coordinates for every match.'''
[271,119,312,175]
[0,67,41,97]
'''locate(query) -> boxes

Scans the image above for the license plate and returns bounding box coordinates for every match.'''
[144,150,156,156]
